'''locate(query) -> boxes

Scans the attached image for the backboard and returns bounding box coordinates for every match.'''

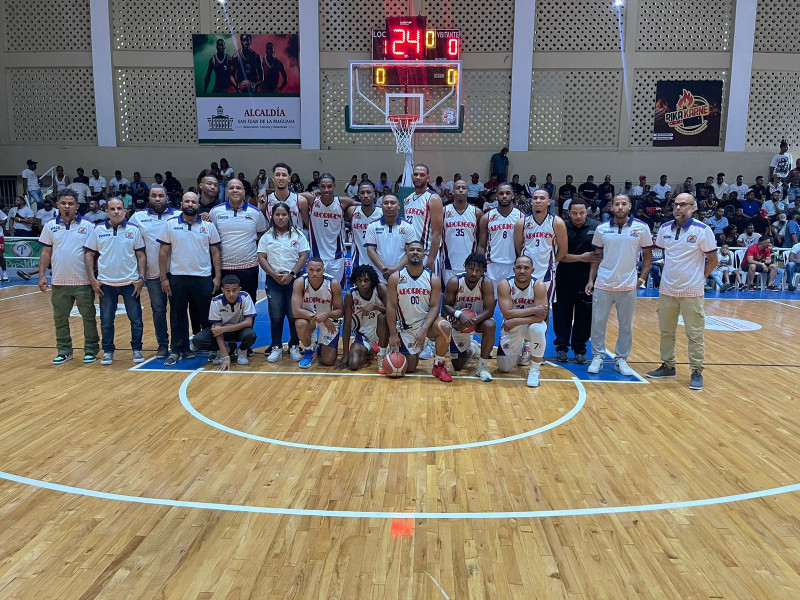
[346,60,464,133]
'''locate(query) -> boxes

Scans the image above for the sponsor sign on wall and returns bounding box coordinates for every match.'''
[653,80,723,147]
[192,34,300,144]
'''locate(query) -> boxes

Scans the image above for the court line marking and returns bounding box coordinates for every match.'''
[0,290,41,301]
[769,299,800,311]
[179,371,587,453]
[1,470,798,519]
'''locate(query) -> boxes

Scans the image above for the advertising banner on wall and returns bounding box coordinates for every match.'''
[192,33,300,144]
[3,237,42,268]
[653,80,723,147]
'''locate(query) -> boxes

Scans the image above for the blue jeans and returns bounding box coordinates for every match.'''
[28,188,44,210]
[788,188,800,202]
[265,275,299,348]
[219,180,228,201]
[99,283,143,352]
[145,278,169,346]
[787,261,799,287]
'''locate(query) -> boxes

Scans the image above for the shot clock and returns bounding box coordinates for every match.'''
[372,17,460,86]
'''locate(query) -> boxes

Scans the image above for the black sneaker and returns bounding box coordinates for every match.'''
[766,284,780,292]
[646,363,676,378]
[574,353,587,364]
[155,344,169,359]
[17,270,31,281]
[689,370,703,390]
[164,353,180,366]
[555,350,569,362]
[720,283,731,293]
[52,353,73,365]
[788,285,797,292]
[181,350,196,360]
[83,353,97,364]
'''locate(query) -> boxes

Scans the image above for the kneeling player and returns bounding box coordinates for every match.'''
[335,265,388,371]
[291,257,343,368]
[497,255,549,387]
[386,241,453,382]
[442,252,496,382]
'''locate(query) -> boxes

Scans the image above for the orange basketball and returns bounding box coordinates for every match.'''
[382,352,407,377]
[458,309,478,333]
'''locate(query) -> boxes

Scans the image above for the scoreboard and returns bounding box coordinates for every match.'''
[371,16,460,86]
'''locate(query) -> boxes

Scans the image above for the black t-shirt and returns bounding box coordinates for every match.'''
[750,184,767,200]
[164,177,183,195]
[752,217,770,234]
[74,175,90,185]
[198,198,220,215]
[559,184,577,199]
[132,196,148,211]
[695,184,713,201]
[598,183,614,201]
[731,215,750,232]
[242,179,253,198]
[511,182,526,196]
[578,183,599,201]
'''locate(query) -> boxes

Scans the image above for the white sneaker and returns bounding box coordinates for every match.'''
[100,351,114,365]
[210,351,223,365]
[475,367,493,382]
[615,358,635,376]
[237,348,249,365]
[588,356,603,374]
[517,350,531,366]
[189,336,196,352]
[470,341,481,358]
[526,366,540,388]
[132,350,145,363]
[289,345,302,361]
[419,341,435,360]
[267,346,283,363]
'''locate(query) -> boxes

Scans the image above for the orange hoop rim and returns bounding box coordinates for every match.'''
[387,114,420,127]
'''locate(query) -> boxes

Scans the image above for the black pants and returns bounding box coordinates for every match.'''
[222,266,259,304]
[168,274,213,353]
[192,326,257,352]
[553,275,592,355]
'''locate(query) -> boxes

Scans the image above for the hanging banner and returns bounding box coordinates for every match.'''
[653,80,723,147]
[3,237,42,268]
[192,33,300,144]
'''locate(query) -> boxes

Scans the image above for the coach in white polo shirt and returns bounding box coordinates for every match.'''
[84,198,147,366]
[38,189,100,365]
[365,194,414,282]
[647,192,718,390]
[586,194,652,377]
[209,177,267,302]
[158,191,222,366]
[129,184,175,358]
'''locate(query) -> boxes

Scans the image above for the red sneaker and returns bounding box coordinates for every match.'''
[432,362,453,382]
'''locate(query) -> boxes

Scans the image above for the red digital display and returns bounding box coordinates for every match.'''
[386,16,426,60]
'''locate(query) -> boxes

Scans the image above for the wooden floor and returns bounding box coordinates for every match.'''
[1,283,800,599]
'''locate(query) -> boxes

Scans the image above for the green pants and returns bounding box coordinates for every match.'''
[51,284,100,355]
[657,294,705,372]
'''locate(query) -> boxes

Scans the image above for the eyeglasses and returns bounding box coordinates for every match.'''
[673,202,694,208]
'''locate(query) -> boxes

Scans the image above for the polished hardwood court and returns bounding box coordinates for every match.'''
[1,283,799,598]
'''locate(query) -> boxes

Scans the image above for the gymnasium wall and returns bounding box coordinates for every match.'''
[0,0,798,187]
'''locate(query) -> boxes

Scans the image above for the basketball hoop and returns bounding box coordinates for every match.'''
[387,114,419,155]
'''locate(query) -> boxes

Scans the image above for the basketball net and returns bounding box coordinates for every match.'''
[388,114,418,188]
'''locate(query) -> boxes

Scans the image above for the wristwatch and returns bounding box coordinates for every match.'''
[289,270,296,277]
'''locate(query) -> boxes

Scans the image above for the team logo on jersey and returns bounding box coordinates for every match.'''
[291,240,298,247]
[125,231,135,238]
[78,227,88,234]
[399,275,408,283]
[687,234,697,243]
[200,226,208,234]
[630,230,640,237]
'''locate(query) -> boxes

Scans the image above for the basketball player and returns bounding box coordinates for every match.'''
[259,162,303,224]
[441,253,496,382]
[204,38,232,93]
[262,42,287,93]
[231,34,263,93]
[405,164,444,272]
[335,265,388,371]
[299,174,357,287]
[386,241,453,381]
[514,188,568,299]
[441,179,483,284]
[346,180,383,275]
[291,256,343,368]
[586,194,652,377]
[478,182,522,289]
[497,255,549,387]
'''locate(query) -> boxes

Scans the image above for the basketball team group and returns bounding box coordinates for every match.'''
[39,161,717,390]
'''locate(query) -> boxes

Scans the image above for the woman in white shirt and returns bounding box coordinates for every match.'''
[257,202,309,362]
[345,175,360,198]
[219,157,234,201]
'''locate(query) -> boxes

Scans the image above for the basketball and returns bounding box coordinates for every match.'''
[382,352,407,377]
[457,309,478,333]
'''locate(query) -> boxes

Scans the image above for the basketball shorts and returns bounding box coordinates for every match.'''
[311,320,341,349]
[442,269,459,287]
[487,263,514,290]
[449,330,473,358]
[353,324,378,349]
[325,258,346,289]
[398,323,427,355]
[497,321,547,372]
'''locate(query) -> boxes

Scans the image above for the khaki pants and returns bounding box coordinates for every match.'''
[657,294,705,372]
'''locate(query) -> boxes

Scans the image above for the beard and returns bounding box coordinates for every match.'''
[183,207,198,216]
[408,256,422,266]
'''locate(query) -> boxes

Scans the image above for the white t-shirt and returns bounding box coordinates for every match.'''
[591,217,653,291]
[22,168,40,191]
[109,177,130,194]
[220,167,234,181]
[345,183,359,197]
[790,243,800,260]
[364,217,415,277]
[89,176,107,193]
[37,208,58,225]
[771,153,793,178]
[83,220,146,285]
[712,182,729,199]
[157,215,221,277]
[67,182,91,204]
[655,219,717,297]
[652,183,671,199]
[729,183,749,199]
[10,206,35,231]
[737,232,759,247]
[257,228,309,274]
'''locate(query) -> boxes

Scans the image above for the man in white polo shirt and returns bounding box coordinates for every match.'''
[84,198,147,365]
[38,189,100,364]
[209,177,267,303]
[365,194,415,283]
[647,192,718,390]
[158,192,222,366]
[129,184,176,358]
[586,195,652,376]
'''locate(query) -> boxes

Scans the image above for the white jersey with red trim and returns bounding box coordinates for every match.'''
[309,196,346,262]
[266,190,301,224]
[404,190,435,252]
[521,212,557,282]
[505,275,537,310]
[351,287,384,338]
[351,205,383,270]
[301,273,335,314]
[486,207,522,264]
[442,203,479,272]
[395,266,432,330]
[453,273,485,314]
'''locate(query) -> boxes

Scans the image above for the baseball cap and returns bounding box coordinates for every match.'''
[625,179,632,184]
[26,159,37,165]
[639,174,646,180]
